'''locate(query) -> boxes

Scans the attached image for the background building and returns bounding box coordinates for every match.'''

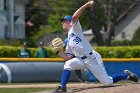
[115,1,140,40]
[0,0,28,39]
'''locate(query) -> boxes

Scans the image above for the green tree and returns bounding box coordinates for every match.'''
[46,0,78,33]
[27,0,80,43]
[25,0,137,46]
[25,0,49,42]
[90,0,137,46]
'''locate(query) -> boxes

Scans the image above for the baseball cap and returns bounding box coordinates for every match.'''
[60,15,72,22]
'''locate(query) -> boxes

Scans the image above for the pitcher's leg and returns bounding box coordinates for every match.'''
[95,52,138,83]
[86,61,113,85]
[95,52,138,82]
[110,70,138,83]
[86,57,131,85]
[60,58,85,87]
[60,69,71,87]
[111,73,128,83]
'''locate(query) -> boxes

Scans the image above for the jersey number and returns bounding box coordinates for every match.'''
[69,33,81,44]
[73,37,81,44]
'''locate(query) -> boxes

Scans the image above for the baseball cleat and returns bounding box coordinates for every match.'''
[124,70,138,82]
[52,85,67,93]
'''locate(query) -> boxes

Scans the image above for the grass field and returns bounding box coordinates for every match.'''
[0,83,55,93]
[0,88,50,93]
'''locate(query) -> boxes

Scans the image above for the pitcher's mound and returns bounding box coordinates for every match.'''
[32,82,140,93]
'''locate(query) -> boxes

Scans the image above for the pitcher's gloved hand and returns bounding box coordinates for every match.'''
[50,37,64,54]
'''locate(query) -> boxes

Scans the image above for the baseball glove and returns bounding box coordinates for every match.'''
[50,37,64,54]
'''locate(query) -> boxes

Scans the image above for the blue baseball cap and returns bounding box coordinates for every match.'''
[60,15,72,22]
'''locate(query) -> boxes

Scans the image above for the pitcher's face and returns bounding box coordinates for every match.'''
[61,20,71,32]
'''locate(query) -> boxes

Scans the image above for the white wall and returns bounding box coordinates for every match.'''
[0,24,5,39]
[14,4,25,39]
[0,0,4,10]
[0,0,28,39]
[0,0,5,39]
[0,14,8,39]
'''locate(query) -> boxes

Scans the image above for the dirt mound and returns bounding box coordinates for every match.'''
[0,82,139,93]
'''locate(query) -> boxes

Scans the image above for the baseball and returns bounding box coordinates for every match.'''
[90,1,94,5]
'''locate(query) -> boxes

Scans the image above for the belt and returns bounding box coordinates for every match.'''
[81,52,93,60]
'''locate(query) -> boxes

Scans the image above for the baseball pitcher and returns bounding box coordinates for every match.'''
[51,0,138,92]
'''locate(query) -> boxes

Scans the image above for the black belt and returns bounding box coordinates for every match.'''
[81,52,93,60]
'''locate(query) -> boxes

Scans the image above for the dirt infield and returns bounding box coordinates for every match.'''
[0,81,139,93]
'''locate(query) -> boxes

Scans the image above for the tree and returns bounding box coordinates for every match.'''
[89,0,137,46]
[47,0,105,45]
[88,1,105,46]
[25,0,82,46]
[25,0,137,46]
[47,0,78,33]
[25,0,49,38]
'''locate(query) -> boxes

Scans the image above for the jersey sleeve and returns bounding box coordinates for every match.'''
[72,20,82,32]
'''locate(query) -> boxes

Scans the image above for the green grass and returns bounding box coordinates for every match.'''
[0,88,51,93]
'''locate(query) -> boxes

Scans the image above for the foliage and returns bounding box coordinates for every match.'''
[26,0,79,44]
[111,40,132,46]
[132,27,140,45]
[47,0,78,33]
[0,39,23,46]
[0,46,140,58]
[25,0,49,39]
[93,1,106,30]
[25,0,138,46]
[0,46,19,58]
[95,46,140,58]
[0,46,57,58]
[0,39,8,45]
[92,0,138,45]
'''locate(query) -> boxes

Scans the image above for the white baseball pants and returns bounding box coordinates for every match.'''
[64,51,113,85]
